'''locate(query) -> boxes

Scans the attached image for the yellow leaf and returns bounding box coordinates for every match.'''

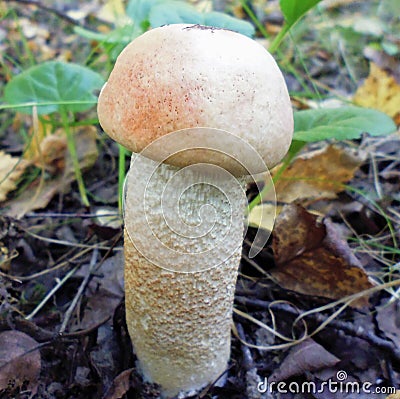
[353,63,400,119]
[0,152,28,202]
[247,203,279,232]
[3,126,98,217]
[96,0,128,24]
[24,115,51,162]
[35,132,67,173]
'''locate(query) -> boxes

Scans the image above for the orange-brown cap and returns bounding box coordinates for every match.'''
[98,24,293,171]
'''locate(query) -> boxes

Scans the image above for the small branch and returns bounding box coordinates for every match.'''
[59,248,98,333]
[5,0,85,27]
[236,322,255,371]
[235,295,400,363]
[25,265,80,320]
[0,314,111,342]
[59,232,121,333]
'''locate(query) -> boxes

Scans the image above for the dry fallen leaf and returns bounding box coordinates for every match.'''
[247,203,277,232]
[363,46,400,83]
[24,117,67,173]
[273,145,365,204]
[353,63,400,120]
[103,368,136,399]
[271,204,373,308]
[24,115,51,162]
[376,301,400,349]
[3,126,98,217]
[0,330,41,394]
[73,252,124,331]
[387,392,400,399]
[269,339,340,382]
[0,151,28,202]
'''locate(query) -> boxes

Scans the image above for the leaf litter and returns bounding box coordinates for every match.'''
[271,204,374,308]
[0,0,400,398]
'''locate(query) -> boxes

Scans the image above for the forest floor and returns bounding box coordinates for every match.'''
[0,0,399,398]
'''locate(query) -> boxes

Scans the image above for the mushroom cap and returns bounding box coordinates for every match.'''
[98,24,293,173]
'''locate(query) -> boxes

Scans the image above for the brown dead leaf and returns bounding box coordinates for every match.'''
[269,339,340,382]
[353,63,400,120]
[273,145,365,204]
[36,132,68,172]
[271,204,373,308]
[387,391,400,399]
[364,46,400,83]
[25,117,67,173]
[0,152,28,202]
[376,301,400,349]
[24,116,50,161]
[73,252,124,331]
[0,330,41,394]
[272,204,325,265]
[3,126,98,217]
[102,368,135,399]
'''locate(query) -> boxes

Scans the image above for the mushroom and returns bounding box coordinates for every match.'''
[97,24,293,397]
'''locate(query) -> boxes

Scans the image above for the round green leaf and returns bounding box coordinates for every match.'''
[126,0,162,27]
[204,12,255,37]
[280,0,323,27]
[4,61,105,115]
[293,106,397,142]
[149,1,204,27]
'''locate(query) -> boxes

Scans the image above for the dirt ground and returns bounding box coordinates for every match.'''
[0,0,399,398]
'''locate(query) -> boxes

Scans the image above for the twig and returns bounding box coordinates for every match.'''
[236,322,255,371]
[0,246,93,282]
[235,295,400,363]
[59,248,98,333]
[59,231,122,333]
[0,315,111,343]
[21,228,120,251]
[25,265,80,320]
[5,0,85,26]
[25,212,119,219]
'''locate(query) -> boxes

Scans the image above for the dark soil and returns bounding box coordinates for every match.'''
[1,1,399,399]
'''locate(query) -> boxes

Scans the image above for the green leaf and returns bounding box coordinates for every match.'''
[148,1,254,36]
[75,24,139,44]
[126,0,162,29]
[74,26,109,42]
[280,0,323,27]
[204,11,255,37]
[149,1,204,27]
[269,0,322,52]
[4,61,105,115]
[293,107,397,142]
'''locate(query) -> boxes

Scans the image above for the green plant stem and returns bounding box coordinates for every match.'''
[269,24,290,54]
[247,141,305,212]
[344,185,398,249]
[118,144,127,213]
[240,0,270,39]
[60,110,90,207]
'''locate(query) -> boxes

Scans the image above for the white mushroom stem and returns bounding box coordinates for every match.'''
[124,154,246,397]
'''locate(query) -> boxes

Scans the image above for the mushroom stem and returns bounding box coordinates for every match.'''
[124,154,246,396]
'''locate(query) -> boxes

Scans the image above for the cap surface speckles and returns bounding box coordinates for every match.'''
[97,24,293,170]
